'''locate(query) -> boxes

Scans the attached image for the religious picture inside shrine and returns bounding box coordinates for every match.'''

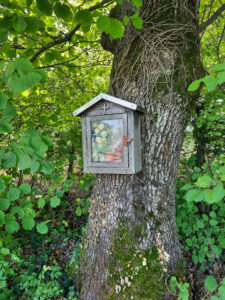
[91,119,123,163]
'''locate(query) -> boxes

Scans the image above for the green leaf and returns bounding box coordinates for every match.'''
[2,103,17,119]
[36,222,48,234]
[38,198,45,209]
[131,0,142,8]
[15,58,33,75]
[205,276,217,292]
[203,190,213,203]
[41,161,54,174]
[19,184,31,195]
[0,181,6,192]
[30,161,40,173]
[0,30,8,43]
[11,206,24,218]
[210,296,220,300]
[50,196,60,208]
[0,211,5,226]
[75,206,82,216]
[0,93,8,109]
[195,175,212,188]
[7,188,20,201]
[97,16,124,39]
[26,0,33,8]
[36,0,52,16]
[110,18,124,39]
[123,16,129,26]
[42,135,52,146]
[131,12,143,29]
[0,119,12,133]
[8,72,42,92]
[185,189,199,202]
[211,63,225,71]
[33,69,47,83]
[2,152,17,168]
[5,214,19,233]
[45,51,54,63]
[0,149,5,166]
[30,135,42,150]
[17,154,31,170]
[1,248,10,255]
[212,186,225,203]
[0,198,10,211]
[54,2,72,21]
[217,71,225,85]
[25,17,39,33]
[188,79,201,91]
[218,285,225,300]
[75,10,92,33]
[12,15,27,32]
[22,216,35,230]
[209,219,218,226]
[202,75,218,92]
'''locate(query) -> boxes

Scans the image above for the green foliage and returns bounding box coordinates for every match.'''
[176,157,225,265]
[204,276,225,300]
[169,276,189,300]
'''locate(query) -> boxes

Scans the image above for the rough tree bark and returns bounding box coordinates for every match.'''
[79,1,203,299]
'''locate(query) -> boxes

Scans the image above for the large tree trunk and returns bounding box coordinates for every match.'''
[79,1,202,299]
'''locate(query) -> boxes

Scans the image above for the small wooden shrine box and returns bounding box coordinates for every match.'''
[73,93,144,174]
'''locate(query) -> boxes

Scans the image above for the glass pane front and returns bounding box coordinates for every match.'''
[91,119,123,163]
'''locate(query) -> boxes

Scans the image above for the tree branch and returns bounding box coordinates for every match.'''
[199,3,225,32]
[30,0,114,62]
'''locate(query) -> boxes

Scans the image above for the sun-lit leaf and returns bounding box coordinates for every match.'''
[195,175,212,188]
[205,276,217,292]
[75,10,92,33]
[212,186,225,203]
[54,2,72,21]
[50,196,60,208]
[188,79,201,91]
[5,214,19,233]
[131,0,142,8]
[17,154,31,170]
[22,216,35,230]
[36,222,48,234]
[19,184,31,195]
[131,12,143,29]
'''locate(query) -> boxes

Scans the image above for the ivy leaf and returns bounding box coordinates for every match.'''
[12,15,27,32]
[7,188,20,201]
[50,196,60,208]
[17,154,31,170]
[195,175,212,188]
[36,222,48,234]
[0,198,10,211]
[0,93,8,109]
[2,152,17,168]
[0,119,12,133]
[5,214,19,233]
[212,186,225,203]
[131,12,143,29]
[54,2,72,21]
[36,0,52,16]
[188,79,201,91]
[205,276,217,292]
[131,0,142,8]
[19,184,31,195]
[75,10,92,33]
[22,216,35,230]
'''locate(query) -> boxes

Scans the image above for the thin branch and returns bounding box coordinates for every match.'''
[30,0,114,62]
[217,24,225,59]
[199,4,225,32]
